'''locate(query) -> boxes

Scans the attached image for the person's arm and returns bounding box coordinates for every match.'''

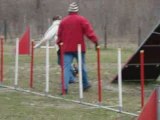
[81,17,99,45]
[34,22,59,48]
[34,39,44,48]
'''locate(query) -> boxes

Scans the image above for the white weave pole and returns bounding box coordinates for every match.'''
[78,44,83,100]
[45,40,50,93]
[118,48,123,112]
[14,38,19,88]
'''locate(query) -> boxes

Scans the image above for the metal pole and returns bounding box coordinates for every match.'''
[30,41,34,88]
[45,40,49,94]
[157,86,160,120]
[78,44,83,100]
[97,46,102,104]
[14,38,19,88]
[0,36,4,82]
[4,20,7,41]
[118,48,123,112]
[60,43,65,95]
[140,50,145,108]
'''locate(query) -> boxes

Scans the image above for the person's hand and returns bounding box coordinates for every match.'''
[34,39,45,48]
[95,42,100,51]
[59,42,63,46]
[34,42,41,48]
[0,36,4,40]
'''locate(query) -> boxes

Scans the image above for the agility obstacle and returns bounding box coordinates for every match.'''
[0,36,4,83]
[45,40,50,93]
[0,21,160,118]
[14,38,19,87]
[113,21,160,82]
[140,50,145,108]
[0,35,139,117]
[60,43,65,95]
[78,44,83,100]
[117,48,123,112]
[30,41,34,88]
[97,46,102,104]
[1,31,158,117]
[138,86,160,120]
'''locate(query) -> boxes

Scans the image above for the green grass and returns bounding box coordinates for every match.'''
[0,90,136,120]
[0,43,158,120]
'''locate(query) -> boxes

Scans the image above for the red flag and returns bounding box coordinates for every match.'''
[19,27,30,55]
[138,89,157,120]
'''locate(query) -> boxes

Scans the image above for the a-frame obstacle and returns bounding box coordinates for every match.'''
[113,21,160,82]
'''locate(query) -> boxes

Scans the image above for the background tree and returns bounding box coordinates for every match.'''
[0,0,159,45]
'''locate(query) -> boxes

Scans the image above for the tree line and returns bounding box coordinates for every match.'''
[0,0,159,46]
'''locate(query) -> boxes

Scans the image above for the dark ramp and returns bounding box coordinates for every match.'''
[112,22,160,82]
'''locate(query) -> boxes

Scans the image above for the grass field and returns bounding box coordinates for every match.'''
[0,43,159,120]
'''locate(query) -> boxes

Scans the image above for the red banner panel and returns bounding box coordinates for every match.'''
[19,27,30,55]
[138,90,157,120]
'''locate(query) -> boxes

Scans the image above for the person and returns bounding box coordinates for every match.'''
[57,2,99,94]
[34,15,77,83]
[34,15,62,49]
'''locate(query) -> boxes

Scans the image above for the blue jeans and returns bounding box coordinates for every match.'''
[63,52,89,90]
[69,66,75,82]
[57,52,75,82]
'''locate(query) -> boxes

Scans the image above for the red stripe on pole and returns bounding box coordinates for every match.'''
[0,36,4,82]
[60,43,65,95]
[140,50,145,108]
[30,41,34,88]
[97,46,102,103]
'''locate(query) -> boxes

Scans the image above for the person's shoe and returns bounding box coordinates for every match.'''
[69,79,78,84]
[83,84,91,92]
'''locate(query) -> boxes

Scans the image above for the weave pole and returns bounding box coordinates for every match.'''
[0,36,4,82]
[14,38,19,87]
[96,46,102,104]
[118,48,123,112]
[60,43,65,95]
[30,41,34,88]
[45,40,50,94]
[44,18,52,93]
[140,50,145,108]
[78,44,83,100]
